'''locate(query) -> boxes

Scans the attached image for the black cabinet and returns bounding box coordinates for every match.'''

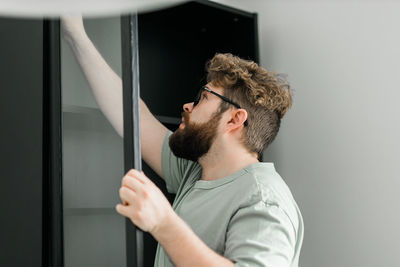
[0,1,258,266]
[137,3,258,265]
[0,17,45,267]
[139,0,259,119]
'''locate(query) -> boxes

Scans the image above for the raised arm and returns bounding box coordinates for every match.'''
[61,16,167,178]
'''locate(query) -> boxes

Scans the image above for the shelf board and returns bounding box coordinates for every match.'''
[155,115,180,125]
[64,207,116,216]
[63,104,180,126]
[63,104,102,115]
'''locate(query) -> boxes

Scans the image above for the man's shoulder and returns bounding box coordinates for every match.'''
[238,162,283,200]
[225,163,304,266]
[238,162,302,226]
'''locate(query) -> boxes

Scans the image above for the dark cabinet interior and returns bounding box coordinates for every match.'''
[139,0,258,119]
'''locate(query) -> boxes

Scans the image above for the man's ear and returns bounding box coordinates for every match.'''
[226,109,248,131]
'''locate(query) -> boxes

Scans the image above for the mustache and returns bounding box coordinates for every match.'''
[181,111,190,124]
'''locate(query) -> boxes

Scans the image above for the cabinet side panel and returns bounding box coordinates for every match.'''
[0,17,43,266]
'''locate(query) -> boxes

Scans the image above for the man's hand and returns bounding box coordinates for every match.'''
[116,169,174,235]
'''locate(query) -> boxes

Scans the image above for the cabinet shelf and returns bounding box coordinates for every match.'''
[63,104,102,116]
[64,207,116,216]
[63,104,179,127]
[155,115,180,125]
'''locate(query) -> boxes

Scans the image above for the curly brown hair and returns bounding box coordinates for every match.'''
[206,53,292,157]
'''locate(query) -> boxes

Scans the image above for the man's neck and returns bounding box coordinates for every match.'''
[198,138,259,181]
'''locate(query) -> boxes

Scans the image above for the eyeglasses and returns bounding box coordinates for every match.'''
[193,86,248,126]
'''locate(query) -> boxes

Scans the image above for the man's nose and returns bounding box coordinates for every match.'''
[183,102,194,113]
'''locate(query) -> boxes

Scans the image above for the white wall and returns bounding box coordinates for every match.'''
[213,1,400,266]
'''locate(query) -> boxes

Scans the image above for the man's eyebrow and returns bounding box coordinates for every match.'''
[202,86,209,94]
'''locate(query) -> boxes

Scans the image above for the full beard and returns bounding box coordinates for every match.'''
[169,111,221,162]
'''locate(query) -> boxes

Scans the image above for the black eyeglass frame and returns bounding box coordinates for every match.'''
[194,86,248,126]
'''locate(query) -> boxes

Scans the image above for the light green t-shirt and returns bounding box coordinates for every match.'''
[154,131,304,267]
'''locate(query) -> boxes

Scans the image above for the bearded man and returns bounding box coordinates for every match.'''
[62,16,303,267]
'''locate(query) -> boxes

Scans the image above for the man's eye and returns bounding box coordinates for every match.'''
[202,94,207,100]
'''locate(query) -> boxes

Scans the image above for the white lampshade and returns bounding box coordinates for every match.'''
[0,0,187,18]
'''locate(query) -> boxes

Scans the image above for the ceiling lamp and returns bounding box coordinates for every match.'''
[0,0,187,17]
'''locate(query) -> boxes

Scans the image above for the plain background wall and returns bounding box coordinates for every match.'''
[212,1,400,267]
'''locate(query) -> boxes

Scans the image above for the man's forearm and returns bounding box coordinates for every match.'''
[66,32,124,136]
[152,211,235,267]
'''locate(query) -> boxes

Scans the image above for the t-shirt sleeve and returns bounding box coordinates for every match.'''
[224,201,297,267]
[161,131,199,194]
